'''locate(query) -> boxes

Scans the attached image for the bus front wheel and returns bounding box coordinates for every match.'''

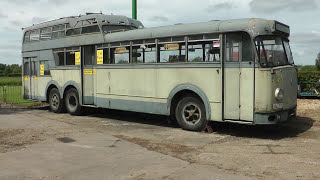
[49,88,64,113]
[65,88,82,115]
[175,96,208,131]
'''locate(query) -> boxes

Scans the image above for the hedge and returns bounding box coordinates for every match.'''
[298,71,320,92]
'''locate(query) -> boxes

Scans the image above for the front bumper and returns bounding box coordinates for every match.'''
[254,106,296,125]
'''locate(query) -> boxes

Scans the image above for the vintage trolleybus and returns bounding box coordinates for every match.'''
[22,13,297,131]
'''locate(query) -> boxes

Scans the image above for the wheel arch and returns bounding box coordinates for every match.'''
[167,84,211,120]
[45,80,61,102]
[62,81,82,105]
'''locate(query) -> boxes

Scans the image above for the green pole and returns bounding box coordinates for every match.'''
[132,0,137,20]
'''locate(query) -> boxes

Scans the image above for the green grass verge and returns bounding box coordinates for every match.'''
[0,85,40,107]
[0,77,22,86]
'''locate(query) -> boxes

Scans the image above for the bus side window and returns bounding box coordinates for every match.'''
[132,46,144,63]
[40,61,51,75]
[159,43,185,63]
[24,32,30,43]
[205,41,220,62]
[188,43,203,62]
[53,49,65,66]
[102,48,111,64]
[113,47,130,64]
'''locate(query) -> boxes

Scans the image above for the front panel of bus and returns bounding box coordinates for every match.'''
[254,35,297,124]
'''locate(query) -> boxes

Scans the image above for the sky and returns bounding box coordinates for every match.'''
[0,0,319,65]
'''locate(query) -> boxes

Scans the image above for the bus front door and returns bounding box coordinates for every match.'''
[82,45,95,105]
[30,57,38,100]
[223,34,241,120]
[223,33,254,122]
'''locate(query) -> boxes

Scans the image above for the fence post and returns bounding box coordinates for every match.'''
[4,86,7,104]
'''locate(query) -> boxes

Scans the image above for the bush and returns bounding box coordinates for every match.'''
[298,71,320,92]
[8,73,22,77]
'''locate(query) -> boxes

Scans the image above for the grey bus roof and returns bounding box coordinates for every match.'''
[23,13,143,32]
[104,18,289,43]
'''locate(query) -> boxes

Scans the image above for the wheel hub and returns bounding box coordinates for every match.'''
[182,103,201,125]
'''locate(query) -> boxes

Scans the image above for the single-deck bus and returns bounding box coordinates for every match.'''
[22,13,297,131]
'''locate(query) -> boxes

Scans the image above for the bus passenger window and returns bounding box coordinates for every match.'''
[53,50,64,66]
[144,45,156,63]
[160,43,185,63]
[24,32,30,43]
[30,30,40,41]
[52,25,66,39]
[205,41,220,62]
[40,27,52,40]
[188,44,203,62]
[40,61,50,75]
[113,47,129,64]
[66,51,76,65]
[132,46,144,63]
[81,25,100,34]
[102,49,111,64]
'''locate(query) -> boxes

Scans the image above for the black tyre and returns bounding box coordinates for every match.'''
[65,88,82,115]
[49,88,64,113]
[175,96,208,131]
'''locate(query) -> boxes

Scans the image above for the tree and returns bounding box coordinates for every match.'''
[316,52,320,71]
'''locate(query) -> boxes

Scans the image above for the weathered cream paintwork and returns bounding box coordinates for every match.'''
[255,66,297,113]
[95,68,223,121]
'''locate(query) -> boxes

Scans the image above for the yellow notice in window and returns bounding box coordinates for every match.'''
[24,76,28,81]
[97,50,103,64]
[34,76,38,81]
[75,52,81,65]
[40,64,44,75]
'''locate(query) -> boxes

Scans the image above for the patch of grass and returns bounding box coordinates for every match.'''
[0,77,22,86]
[0,85,40,107]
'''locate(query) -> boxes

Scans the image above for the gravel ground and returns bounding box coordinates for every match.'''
[0,99,319,179]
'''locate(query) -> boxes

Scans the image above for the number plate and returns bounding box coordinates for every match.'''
[273,103,283,109]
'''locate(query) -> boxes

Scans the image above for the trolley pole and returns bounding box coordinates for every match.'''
[132,0,137,20]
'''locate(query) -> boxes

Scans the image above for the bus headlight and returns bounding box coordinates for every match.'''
[275,88,284,101]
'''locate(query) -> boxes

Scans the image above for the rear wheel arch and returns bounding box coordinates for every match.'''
[62,81,82,105]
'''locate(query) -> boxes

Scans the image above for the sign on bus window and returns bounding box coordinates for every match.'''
[97,50,103,64]
[75,52,80,65]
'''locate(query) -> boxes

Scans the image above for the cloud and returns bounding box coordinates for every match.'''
[149,16,169,22]
[206,2,234,12]
[291,31,320,45]
[213,2,233,9]
[249,0,318,13]
[32,17,49,24]
[2,0,40,5]
[0,12,8,18]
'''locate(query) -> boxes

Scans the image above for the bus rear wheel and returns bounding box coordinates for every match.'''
[65,88,82,115]
[175,97,208,131]
[49,88,64,113]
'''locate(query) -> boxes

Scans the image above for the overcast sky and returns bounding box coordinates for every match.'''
[0,0,319,65]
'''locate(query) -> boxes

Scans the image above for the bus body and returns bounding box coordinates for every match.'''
[22,13,297,131]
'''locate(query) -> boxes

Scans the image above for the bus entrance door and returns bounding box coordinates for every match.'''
[30,57,38,100]
[223,34,241,120]
[82,45,95,105]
